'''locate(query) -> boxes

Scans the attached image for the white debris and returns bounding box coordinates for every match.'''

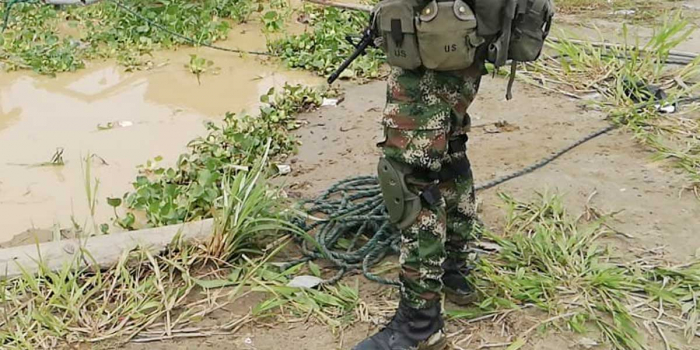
[611,9,636,15]
[322,98,339,107]
[276,164,292,175]
[97,121,134,130]
[655,103,677,114]
[287,275,323,289]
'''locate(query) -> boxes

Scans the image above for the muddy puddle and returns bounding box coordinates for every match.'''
[0,28,321,246]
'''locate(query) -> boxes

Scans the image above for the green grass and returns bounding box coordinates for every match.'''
[0,155,294,347]
[520,13,700,190]
[114,84,324,229]
[269,4,385,81]
[449,192,700,349]
[0,0,275,74]
[0,78,330,346]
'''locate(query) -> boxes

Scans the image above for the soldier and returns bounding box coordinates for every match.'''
[350,0,553,348]
[353,48,484,350]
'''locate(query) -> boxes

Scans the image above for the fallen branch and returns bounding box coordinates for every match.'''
[43,0,105,5]
[304,0,372,12]
[0,219,214,279]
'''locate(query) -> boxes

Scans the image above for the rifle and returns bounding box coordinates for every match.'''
[327,15,376,84]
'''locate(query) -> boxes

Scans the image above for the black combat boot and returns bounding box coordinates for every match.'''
[352,300,446,350]
[442,259,476,306]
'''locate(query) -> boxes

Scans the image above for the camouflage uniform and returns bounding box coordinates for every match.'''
[380,64,482,309]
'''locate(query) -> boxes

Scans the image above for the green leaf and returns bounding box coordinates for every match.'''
[506,339,526,350]
[107,197,122,207]
[308,262,321,277]
[194,278,238,289]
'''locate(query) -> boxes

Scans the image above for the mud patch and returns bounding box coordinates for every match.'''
[116,75,700,349]
[0,44,320,244]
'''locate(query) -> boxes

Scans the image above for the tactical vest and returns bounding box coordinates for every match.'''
[373,0,555,97]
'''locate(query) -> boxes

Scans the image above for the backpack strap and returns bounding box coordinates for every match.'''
[487,0,517,68]
[506,61,517,100]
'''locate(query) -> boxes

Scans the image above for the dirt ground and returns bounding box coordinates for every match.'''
[3,6,699,350]
[120,73,700,350]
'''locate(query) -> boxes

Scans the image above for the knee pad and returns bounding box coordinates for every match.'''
[377,158,423,230]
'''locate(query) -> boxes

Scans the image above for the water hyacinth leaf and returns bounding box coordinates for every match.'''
[107,197,122,207]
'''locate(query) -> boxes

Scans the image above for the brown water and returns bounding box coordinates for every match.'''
[0,28,321,245]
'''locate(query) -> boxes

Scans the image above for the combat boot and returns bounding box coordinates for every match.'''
[352,300,446,350]
[442,259,476,306]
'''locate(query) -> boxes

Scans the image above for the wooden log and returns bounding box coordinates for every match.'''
[0,219,214,279]
[304,0,372,13]
[43,0,105,5]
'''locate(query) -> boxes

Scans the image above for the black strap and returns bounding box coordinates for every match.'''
[448,134,468,154]
[391,19,404,46]
[421,184,442,206]
[506,61,517,100]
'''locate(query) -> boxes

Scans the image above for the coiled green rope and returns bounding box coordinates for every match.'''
[293,176,401,286]
[292,124,617,286]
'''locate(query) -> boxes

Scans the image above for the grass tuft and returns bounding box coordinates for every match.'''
[456,192,700,349]
[519,13,700,190]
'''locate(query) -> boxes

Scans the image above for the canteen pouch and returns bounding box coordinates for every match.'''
[508,0,555,62]
[375,0,422,70]
[416,0,483,71]
[473,0,507,36]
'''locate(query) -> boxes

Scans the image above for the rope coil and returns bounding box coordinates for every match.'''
[292,124,617,285]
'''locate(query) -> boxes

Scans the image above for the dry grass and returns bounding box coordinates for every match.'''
[517,14,700,192]
[450,192,700,349]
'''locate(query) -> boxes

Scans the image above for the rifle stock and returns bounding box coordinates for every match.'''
[327,31,374,84]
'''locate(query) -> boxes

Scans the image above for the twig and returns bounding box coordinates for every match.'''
[304,0,372,12]
[521,312,578,338]
[653,321,671,350]
[518,76,584,100]
[478,342,511,349]
[131,331,232,343]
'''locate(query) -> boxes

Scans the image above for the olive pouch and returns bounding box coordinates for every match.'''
[415,0,483,71]
[375,0,422,70]
[473,0,507,36]
[508,0,555,62]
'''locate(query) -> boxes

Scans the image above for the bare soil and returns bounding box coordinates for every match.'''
[4,9,699,350]
[120,71,700,350]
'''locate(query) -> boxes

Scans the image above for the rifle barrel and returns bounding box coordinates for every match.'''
[327,37,372,84]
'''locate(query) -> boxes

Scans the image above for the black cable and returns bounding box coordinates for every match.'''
[475,124,617,191]
[109,0,273,57]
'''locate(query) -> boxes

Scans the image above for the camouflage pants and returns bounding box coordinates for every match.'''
[380,66,481,309]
